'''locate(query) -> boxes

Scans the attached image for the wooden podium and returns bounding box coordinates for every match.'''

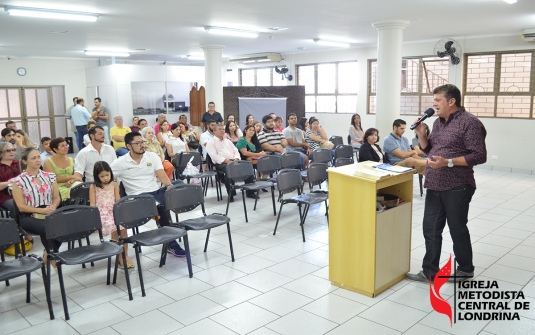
[327,162,413,297]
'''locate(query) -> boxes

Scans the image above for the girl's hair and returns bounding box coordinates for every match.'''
[177,121,189,131]
[245,114,254,124]
[170,123,184,141]
[15,129,35,148]
[309,117,319,126]
[49,137,66,153]
[227,114,235,121]
[350,113,363,132]
[252,121,261,133]
[86,120,97,130]
[363,128,380,144]
[225,121,238,137]
[20,147,39,171]
[0,142,13,161]
[93,161,114,189]
[298,117,308,130]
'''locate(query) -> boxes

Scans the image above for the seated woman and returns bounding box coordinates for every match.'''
[305,117,331,158]
[236,125,267,164]
[245,114,255,126]
[358,128,387,163]
[12,148,61,265]
[15,129,37,149]
[224,121,241,144]
[349,113,364,149]
[43,137,82,200]
[412,123,430,157]
[179,121,200,150]
[297,117,309,136]
[142,127,174,180]
[166,123,190,164]
[0,142,21,214]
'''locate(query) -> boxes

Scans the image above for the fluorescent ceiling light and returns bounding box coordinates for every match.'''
[205,26,258,38]
[5,6,99,22]
[85,51,130,57]
[502,0,517,4]
[187,55,204,61]
[313,39,351,48]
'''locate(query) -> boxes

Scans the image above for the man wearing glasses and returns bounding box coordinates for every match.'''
[111,132,186,257]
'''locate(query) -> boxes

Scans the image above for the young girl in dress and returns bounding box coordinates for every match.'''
[89,161,134,268]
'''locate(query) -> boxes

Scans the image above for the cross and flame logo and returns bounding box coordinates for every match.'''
[430,255,453,327]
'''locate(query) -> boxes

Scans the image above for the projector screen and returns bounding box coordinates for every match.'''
[238,97,287,130]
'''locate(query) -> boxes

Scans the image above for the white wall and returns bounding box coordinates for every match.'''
[227,35,535,172]
[0,58,99,138]
[85,64,205,128]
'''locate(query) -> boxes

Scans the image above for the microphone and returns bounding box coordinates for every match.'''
[410,108,435,130]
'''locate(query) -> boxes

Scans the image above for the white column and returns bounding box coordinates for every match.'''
[372,20,410,139]
[201,45,225,114]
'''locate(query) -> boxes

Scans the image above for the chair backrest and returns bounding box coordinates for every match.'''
[45,206,102,242]
[69,182,92,200]
[165,184,203,214]
[0,218,20,251]
[257,155,282,176]
[307,163,328,190]
[226,160,255,182]
[281,152,302,170]
[347,134,351,145]
[330,135,344,146]
[179,151,202,167]
[334,145,354,160]
[113,195,160,230]
[312,148,332,164]
[276,169,302,195]
[334,158,354,167]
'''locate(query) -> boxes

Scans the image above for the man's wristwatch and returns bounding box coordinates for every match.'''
[447,159,454,168]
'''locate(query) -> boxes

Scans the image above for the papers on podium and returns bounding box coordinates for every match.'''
[352,161,413,180]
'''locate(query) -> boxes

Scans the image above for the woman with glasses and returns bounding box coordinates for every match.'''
[141,127,174,180]
[0,142,21,214]
[43,137,82,200]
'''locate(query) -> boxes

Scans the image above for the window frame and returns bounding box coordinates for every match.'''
[367,56,450,116]
[296,60,358,114]
[462,50,535,119]
[238,66,288,86]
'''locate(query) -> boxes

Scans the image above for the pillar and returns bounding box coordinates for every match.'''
[201,45,225,115]
[372,20,410,139]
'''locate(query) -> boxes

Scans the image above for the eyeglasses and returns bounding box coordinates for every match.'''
[130,141,146,146]
[4,149,16,153]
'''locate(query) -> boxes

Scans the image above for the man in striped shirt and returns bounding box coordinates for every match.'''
[257,115,287,156]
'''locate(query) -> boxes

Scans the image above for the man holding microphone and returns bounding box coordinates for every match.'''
[406,84,487,283]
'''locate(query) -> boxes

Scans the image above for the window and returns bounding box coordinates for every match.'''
[239,67,288,86]
[296,61,358,113]
[463,51,534,118]
[367,57,450,115]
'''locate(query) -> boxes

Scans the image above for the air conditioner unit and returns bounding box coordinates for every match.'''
[228,53,283,63]
[521,28,535,42]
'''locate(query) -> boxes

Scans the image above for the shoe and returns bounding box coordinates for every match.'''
[167,245,186,258]
[42,250,58,273]
[261,188,268,192]
[448,270,474,283]
[229,196,234,202]
[406,271,433,283]
[246,193,257,199]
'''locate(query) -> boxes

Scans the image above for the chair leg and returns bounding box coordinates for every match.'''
[419,174,424,197]
[106,257,111,285]
[273,202,285,235]
[78,239,86,269]
[26,272,31,303]
[241,189,248,223]
[271,186,276,216]
[183,234,193,278]
[1,252,8,286]
[86,236,95,267]
[121,250,133,300]
[204,229,211,252]
[299,204,311,242]
[57,264,70,320]
[112,255,119,284]
[159,243,167,267]
[253,190,259,211]
[225,187,231,216]
[227,223,235,262]
[135,247,146,297]
[41,263,54,320]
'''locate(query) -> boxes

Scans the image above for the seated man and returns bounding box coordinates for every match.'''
[257,115,287,156]
[111,132,185,257]
[110,115,131,156]
[74,126,117,182]
[383,119,426,174]
[283,113,309,169]
[206,124,255,201]
[40,137,53,165]
[200,120,216,159]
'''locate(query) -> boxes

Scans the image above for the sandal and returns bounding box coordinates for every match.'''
[42,249,58,273]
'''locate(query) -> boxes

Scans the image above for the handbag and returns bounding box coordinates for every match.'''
[320,141,335,149]
[4,240,33,256]
[182,156,200,183]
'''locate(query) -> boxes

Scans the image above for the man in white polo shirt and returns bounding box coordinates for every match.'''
[74,126,117,182]
[110,131,185,257]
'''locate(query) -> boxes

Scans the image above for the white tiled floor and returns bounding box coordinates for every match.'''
[1,169,535,334]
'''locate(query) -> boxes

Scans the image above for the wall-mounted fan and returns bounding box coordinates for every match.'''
[434,38,462,65]
[275,66,293,81]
